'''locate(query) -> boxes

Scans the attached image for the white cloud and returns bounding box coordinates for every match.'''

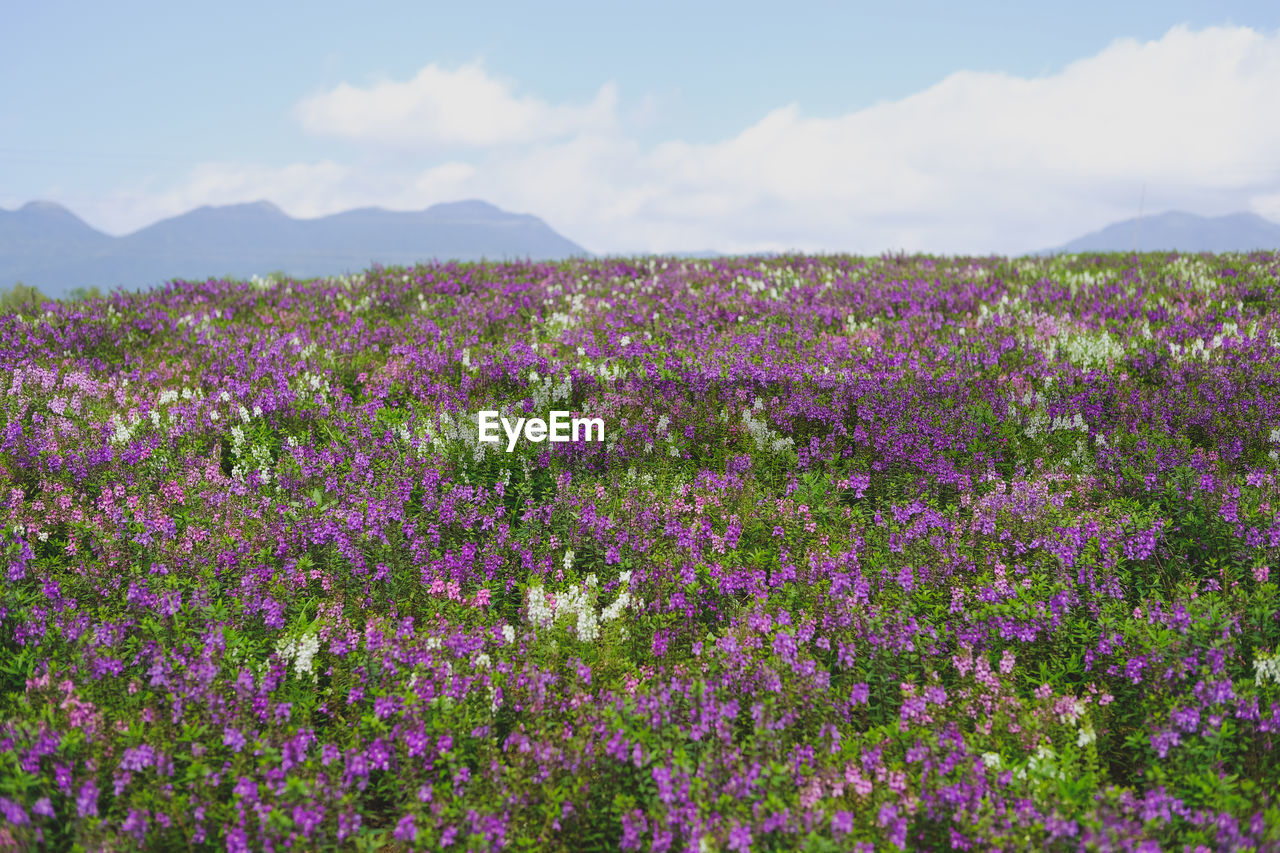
[89,25,1280,253]
[294,60,618,148]
[1253,192,1280,222]
[510,23,1280,254]
[73,161,349,236]
[77,160,480,236]
[410,161,477,199]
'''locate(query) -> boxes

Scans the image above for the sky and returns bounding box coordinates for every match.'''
[4,0,1280,256]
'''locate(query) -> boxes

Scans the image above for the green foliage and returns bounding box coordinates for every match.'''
[0,281,48,313]
[65,285,103,302]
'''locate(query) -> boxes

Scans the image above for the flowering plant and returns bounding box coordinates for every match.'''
[1,252,1279,849]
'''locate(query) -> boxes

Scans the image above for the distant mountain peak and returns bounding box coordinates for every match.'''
[2,200,107,243]
[16,200,95,227]
[3,197,588,298]
[190,199,288,217]
[19,200,75,215]
[422,199,531,221]
[246,199,286,215]
[1036,209,1280,255]
[426,199,503,214]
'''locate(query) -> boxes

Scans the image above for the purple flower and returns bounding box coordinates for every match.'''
[366,738,392,771]
[222,726,246,752]
[233,776,258,802]
[0,797,29,826]
[122,808,148,842]
[225,826,251,853]
[394,813,417,842]
[621,809,648,850]
[337,809,362,842]
[772,631,798,661]
[75,781,98,818]
[119,743,155,771]
[1171,706,1200,732]
[293,805,324,837]
[1151,729,1181,759]
[373,695,401,719]
[32,797,54,819]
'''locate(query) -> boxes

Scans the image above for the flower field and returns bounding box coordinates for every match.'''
[2,251,1280,851]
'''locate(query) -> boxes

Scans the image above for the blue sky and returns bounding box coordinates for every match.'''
[4,0,1280,254]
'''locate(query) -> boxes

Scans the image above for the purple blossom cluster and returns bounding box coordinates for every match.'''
[1,252,1279,850]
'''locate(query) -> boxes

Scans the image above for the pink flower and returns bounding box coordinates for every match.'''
[999,650,1016,675]
[474,588,492,607]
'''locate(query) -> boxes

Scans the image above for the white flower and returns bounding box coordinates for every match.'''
[293,633,319,679]
[275,632,320,680]
[526,584,554,627]
[1254,650,1280,685]
[1059,699,1086,725]
[109,415,133,445]
[563,549,575,572]
[501,624,516,645]
[1077,723,1096,747]
[575,607,600,642]
[981,752,1001,769]
[601,590,632,622]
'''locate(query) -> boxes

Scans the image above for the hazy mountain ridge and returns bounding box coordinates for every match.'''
[1037,210,1280,255]
[0,199,589,298]
[9,202,1280,299]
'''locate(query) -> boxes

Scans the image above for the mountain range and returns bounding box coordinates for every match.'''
[1036,210,1280,255]
[0,199,588,299]
[6,202,1280,299]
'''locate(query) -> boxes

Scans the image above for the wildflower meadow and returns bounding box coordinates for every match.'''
[2,251,1279,851]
